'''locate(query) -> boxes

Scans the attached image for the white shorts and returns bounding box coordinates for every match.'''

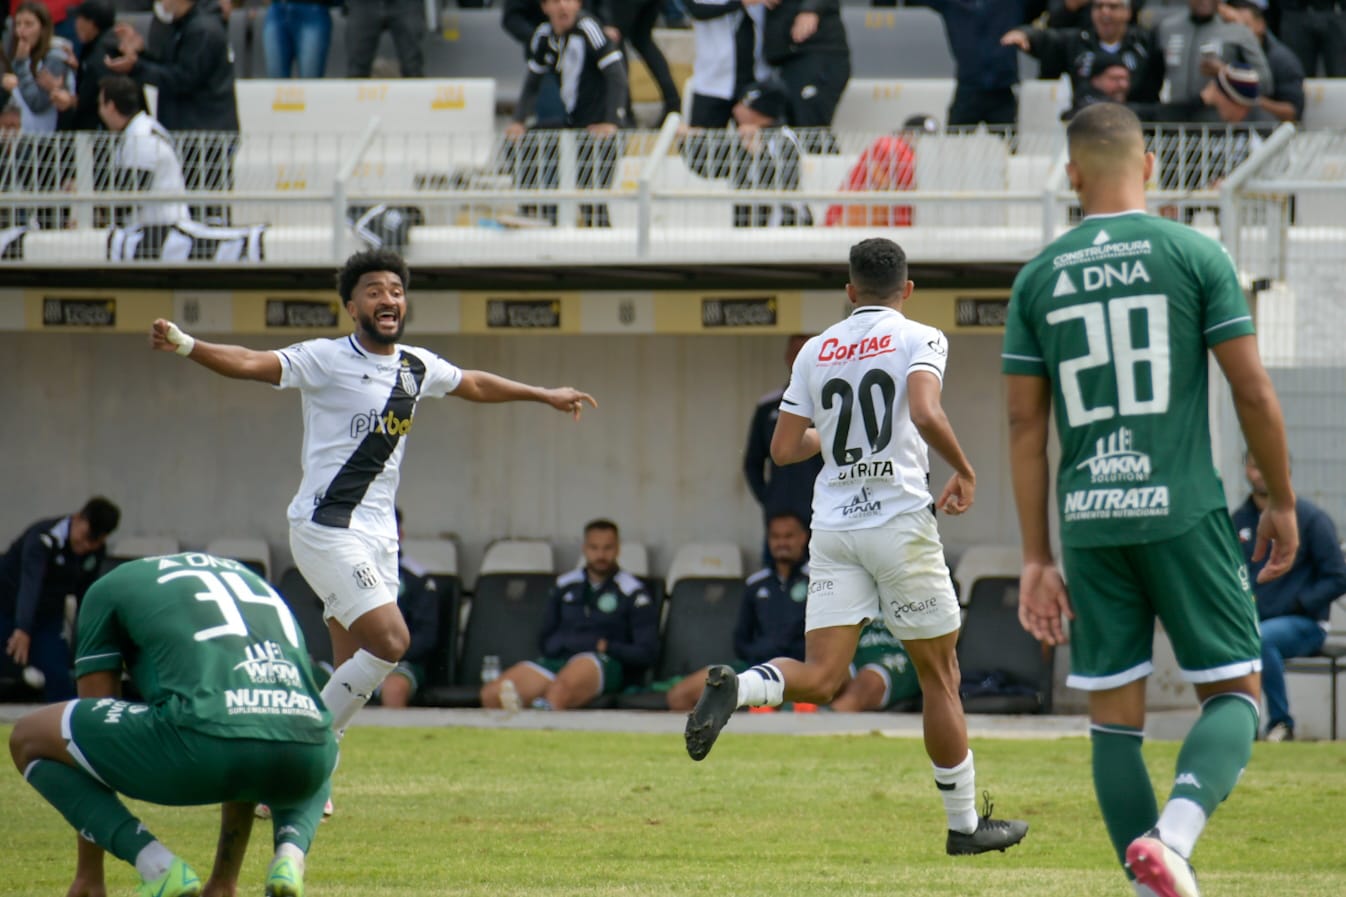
[289,519,399,630]
[806,510,961,642]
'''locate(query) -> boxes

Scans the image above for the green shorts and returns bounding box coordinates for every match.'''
[852,634,921,709]
[64,698,338,808]
[1061,510,1259,690]
[530,653,625,695]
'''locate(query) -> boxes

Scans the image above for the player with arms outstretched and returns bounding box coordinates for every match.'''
[9,553,337,897]
[685,237,1028,856]
[1003,103,1298,897]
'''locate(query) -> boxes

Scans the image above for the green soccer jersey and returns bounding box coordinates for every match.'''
[74,553,332,743]
[1002,211,1254,548]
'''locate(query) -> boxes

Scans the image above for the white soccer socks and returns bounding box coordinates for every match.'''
[736,663,785,707]
[933,750,979,835]
[320,649,397,734]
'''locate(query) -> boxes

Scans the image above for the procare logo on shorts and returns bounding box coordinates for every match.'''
[352,562,380,590]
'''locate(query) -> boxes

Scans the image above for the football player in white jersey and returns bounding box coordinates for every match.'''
[149,249,596,745]
[685,238,1028,856]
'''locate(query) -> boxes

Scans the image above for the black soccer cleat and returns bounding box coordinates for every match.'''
[684,664,739,761]
[946,792,1029,856]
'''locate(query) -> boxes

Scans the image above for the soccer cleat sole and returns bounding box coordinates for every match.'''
[684,664,737,762]
[1126,836,1200,897]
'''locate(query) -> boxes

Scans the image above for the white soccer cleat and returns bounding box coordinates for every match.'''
[1126,831,1200,897]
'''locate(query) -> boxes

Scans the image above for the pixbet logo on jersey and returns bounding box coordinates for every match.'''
[817,334,894,362]
[350,408,414,439]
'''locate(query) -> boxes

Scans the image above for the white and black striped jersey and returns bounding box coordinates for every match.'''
[115,111,188,226]
[274,335,463,540]
[781,306,949,530]
[687,0,770,102]
[527,13,624,125]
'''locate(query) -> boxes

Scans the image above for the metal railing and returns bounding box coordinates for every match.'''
[0,120,1334,266]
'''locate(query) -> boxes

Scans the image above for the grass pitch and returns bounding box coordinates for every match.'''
[2,725,1343,896]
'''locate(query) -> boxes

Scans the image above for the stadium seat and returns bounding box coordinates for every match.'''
[433,9,526,101]
[651,542,744,681]
[954,554,1053,714]
[401,537,464,694]
[1016,77,1071,140]
[840,7,954,79]
[275,566,333,668]
[204,536,272,581]
[418,539,555,707]
[1302,80,1346,130]
[1284,596,1346,740]
[830,78,957,135]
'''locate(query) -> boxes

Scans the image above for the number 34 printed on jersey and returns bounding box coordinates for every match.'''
[1047,294,1170,428]
[159,569,301,647]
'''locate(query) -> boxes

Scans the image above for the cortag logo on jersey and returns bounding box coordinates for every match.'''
[352,562,380,590]
[829,458,897,486]
[818,334,892,362]
[1075,427,1152,483]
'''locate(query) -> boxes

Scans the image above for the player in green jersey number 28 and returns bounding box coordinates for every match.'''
[8,553,338,897]
[1003,103,1298,897]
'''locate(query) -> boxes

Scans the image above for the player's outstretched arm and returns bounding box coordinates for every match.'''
[452,370,597,420]
[1007,373,1073,645]
[149,319,282,385]
[907,371,975,514]
[1213,335,1298,581]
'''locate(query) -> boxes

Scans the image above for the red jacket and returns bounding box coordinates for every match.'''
[824,135,916,228]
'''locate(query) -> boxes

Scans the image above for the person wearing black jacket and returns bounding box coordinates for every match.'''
[1278,0,1346,76]
[761,0,849,127]
[684,0,766,128]
[1232,454,1346,741]
[480,520,658,711]
[0,497,119,701]
[595,0,681,123]
[1002,0,1163,105]
[51,0,122,132]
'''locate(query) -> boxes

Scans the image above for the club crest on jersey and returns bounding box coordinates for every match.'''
[352,562,380,590]
[399,362,419,397]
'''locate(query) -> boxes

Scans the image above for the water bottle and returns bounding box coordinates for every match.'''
[481,655,501,684]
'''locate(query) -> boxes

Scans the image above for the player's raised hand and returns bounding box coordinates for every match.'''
[545,387,597,420]
[1252,501,1299,583]
[150,318,195,356]
[936,471,975,515]
[1018,561,1072,646]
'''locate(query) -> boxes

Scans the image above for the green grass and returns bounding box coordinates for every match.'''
[2,726,1344,896]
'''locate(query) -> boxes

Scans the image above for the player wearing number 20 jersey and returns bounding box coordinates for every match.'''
[1003,211,1254,548]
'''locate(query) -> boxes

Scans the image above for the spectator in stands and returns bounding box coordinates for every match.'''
[1276,0,1345,77]
[506,0,627,227]
[97,73,191,255]
[1063,51,1133,118]
[346,0,424,77]
[1001,0,1164,106]
[6,0,81,49]
[1194,61,1277,122]
[1155,0,1271,108]
[263,0,336,78]
[761,0,849,128]
[502,0,570,126]
[2,1,75,132]
[480,519,658,711]
[597,0,681,124]
[107,0,239,224]
[1224,0,1306,123]
[1232,453,1346,742]
[828,619,922,712]
[743,334,823,557]
[48,0,120,131]
[378,508,441,709]
[0,496,120,702]
[684,0,769,129]
[1046,0,1146,28]
[823,113,936,228]
[912,0,1039,127]
[666,511,810,713]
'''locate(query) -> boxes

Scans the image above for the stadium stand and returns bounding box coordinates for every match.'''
[275,566,333,668]
[204,536,272,581]
[953,546,1054,714]
[419,538,554,707]
[1302,80,1346,130]
[103,535,181,571]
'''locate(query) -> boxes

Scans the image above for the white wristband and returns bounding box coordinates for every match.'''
[165,321,195,357]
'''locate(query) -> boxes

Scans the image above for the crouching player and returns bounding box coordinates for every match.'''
[9,552,338,897]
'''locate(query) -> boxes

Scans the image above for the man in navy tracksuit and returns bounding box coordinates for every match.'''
[481,519,658,710]
[0,497,120,700]
[1232,455,1346,741]
[667,511,811,711]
